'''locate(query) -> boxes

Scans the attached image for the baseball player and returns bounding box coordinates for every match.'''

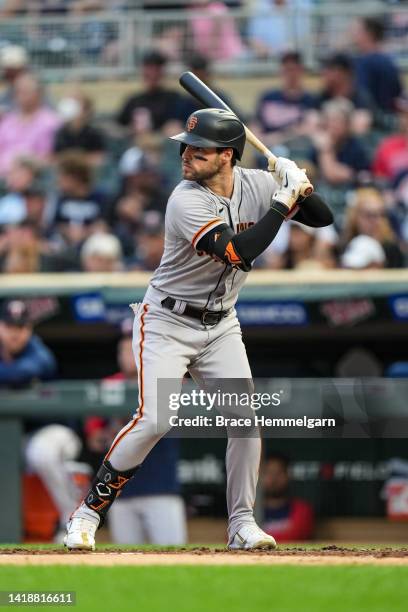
[65,108,332,551]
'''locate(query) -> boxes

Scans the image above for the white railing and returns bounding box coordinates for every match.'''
[0,2,405,80]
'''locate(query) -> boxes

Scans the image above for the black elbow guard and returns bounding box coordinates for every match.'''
[196,224,251,271]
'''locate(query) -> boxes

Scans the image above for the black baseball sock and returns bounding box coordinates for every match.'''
[84,460,139,527]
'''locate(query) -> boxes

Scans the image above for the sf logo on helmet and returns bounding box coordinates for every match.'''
[187,116,198,132]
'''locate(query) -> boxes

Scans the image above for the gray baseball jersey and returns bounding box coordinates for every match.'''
[149,167,279,310]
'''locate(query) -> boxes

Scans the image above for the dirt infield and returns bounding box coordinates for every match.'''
[1,546,408,566]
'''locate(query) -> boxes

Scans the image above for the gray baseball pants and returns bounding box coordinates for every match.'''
[77,286,261,541]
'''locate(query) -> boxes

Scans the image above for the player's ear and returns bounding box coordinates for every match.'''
[219,148,233,164]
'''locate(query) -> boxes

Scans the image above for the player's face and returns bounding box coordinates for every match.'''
[0,322,32,355]
[181,145,227,181]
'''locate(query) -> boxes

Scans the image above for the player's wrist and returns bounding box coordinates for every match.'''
[271,188,298,216]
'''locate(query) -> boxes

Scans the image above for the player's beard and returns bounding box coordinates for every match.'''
[182,157,222,182]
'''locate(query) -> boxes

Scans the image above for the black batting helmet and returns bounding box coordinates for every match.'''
[170,108,246,160]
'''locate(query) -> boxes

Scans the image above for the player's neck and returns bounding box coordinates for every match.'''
[202,167,235,199]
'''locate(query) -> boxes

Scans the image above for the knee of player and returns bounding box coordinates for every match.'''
[136,413,165,438]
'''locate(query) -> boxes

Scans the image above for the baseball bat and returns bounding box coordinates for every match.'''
[179,71,314,197]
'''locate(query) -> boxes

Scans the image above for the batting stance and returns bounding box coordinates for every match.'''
[65,108,332,551]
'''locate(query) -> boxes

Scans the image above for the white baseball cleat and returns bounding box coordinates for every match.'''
[228,524,277,550]
[63,517,98,551]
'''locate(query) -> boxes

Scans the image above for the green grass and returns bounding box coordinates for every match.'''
[0,566,407,612]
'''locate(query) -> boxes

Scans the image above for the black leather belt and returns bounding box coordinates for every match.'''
[161,297,229,326]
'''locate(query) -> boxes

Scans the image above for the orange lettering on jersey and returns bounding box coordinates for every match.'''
[236,221,255,233]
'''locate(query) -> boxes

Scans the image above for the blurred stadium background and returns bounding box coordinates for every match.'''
[1,0,408,547]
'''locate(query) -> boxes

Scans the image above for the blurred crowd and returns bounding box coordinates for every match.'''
[1,3,407,546]
[0,13,407,273]
[2,6,407,543]
[0,1,406,69]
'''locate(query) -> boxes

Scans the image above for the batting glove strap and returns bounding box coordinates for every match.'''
[270,198,291,217]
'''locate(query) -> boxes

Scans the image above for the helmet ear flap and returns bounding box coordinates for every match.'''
[180,143,187,156]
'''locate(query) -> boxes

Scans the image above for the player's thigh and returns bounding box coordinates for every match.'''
[132,304,199,382]
[191,317,252,379]
[109,498,145,545]
[190,318,254,423]
[142,495,187,545]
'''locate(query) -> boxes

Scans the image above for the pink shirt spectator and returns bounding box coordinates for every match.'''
[0,107,60,176]
[189,2,244,61]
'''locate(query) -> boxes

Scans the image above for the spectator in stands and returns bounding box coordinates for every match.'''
[352,16,403,114]
[54,92,106,166]
[187,0,245,62]
[17,1,74,15]
[390,169,408,247]
[248,0,312,59]
[52,151,108,252]
[23,184,50,236]
[311,98,370,187]
[316,53,373,134]
[118,132,167,208]
[282,221,337,270]
[255,51,316,144]
[260,217,338,270]
[0,299,56,386]
[0,157,42,227]
[1,223,46,274]
[0,0,25,16]
[127,211,165,271]
[318,53,372,111]
[341,235,386,270]
[113,137,169,256]
[0,74,60,177]
[373,96,408,182]
[70,1,125,64]
[0,45,29,113]
[116,50,182,133]
[262,452,314,542]
[83,319,187,545]
[341,187,404,268]
[80,232,124,272]
[0,222,75,273]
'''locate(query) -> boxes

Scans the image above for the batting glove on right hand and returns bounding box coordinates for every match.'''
[271,184,301,216]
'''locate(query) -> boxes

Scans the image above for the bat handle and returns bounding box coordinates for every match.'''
[243,128,315,197]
